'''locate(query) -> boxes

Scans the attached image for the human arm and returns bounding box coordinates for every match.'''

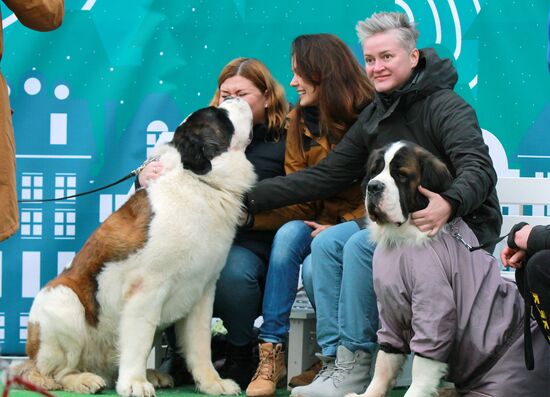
[426,91,497,221]
[501,224,550,268]
[252,205,318,231]
[4,0,64,31]
[246,117,368,213]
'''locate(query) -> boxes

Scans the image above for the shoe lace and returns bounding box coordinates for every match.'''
[314,361,336,381]
[327,358,355,384]
[252,345,281,381]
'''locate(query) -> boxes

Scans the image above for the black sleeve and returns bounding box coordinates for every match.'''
[527,225,550,255]
[247,118,368,213]
[429,91,497,219]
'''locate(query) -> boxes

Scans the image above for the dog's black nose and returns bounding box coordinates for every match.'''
[367,180,385,195]
[223,96,235,102]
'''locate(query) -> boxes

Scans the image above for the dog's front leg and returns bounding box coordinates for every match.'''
[403,355,448,397]
[116,294,162,397]
[345,351,407,397]
[177,280,240,396]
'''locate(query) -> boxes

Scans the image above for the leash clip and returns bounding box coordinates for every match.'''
[452,230,473,250]
[448,221,473,250]
[132,156,160,176]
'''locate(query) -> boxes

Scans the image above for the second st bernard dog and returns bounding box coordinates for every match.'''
[347,141,550,397]
[12,98,257,397]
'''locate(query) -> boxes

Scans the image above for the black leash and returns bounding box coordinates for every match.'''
[17,157,159,203]
[451,228,509,252]
[453,220,536,370]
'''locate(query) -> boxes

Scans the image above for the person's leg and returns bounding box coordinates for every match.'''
[292,224,376,397]
[215,245,266,346]
[214,245,266,389]
[526,249,550,344]
[310,221,361,357]
[301,253,314,308]
[259,220,314,344]
[338,228,378,355]
[249,221,313,397]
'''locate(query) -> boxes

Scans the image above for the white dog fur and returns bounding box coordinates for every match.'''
[12,99,256,397]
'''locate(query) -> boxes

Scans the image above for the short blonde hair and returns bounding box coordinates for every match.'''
[356,12,419,52]
[210,58,288,136]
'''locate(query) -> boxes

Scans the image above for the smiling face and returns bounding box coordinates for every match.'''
[362,30,419,94]
[218,75,267,126]
[290,56,319,107]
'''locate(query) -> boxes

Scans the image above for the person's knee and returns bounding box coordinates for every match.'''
[345,229,375,257]
[311,224,341,256]
[217,247,263,290]
[273,220,308,245]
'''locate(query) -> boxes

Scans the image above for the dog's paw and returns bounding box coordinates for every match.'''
[146,369,174,388]
[198,378,240,396]
[116,378,156,397]
[61,372,107,394]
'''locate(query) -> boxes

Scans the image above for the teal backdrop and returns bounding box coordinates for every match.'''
[0,0,549,355]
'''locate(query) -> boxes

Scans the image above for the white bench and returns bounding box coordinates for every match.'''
[496,177,550,279]
[287,176,550,385]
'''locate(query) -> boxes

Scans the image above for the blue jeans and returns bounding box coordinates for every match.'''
[214,244,266,346]
[259,220,314,344]
[310,221,379,356]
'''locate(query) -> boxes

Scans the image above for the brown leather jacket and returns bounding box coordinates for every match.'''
[253,108,365,230]
[0,0,64,241]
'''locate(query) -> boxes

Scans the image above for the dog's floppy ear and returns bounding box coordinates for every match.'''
[417,148,453,194]
[172,124,215,175]
[411,146,453,212]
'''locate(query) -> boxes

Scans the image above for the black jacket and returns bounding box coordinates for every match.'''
[527,225,550,256]
[233,124,286,261]
[247,49,502,246]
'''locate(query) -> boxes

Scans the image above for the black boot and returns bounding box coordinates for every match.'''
[217,342,258,389]
[158,347,194,387]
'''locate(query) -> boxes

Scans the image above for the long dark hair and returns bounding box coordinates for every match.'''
[291,34,374,145]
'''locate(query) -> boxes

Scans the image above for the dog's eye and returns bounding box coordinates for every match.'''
[369,159,384,176]
[396,171,409,184]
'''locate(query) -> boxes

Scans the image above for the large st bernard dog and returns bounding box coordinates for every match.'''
[347,141,550,397]
[12,98,257,397]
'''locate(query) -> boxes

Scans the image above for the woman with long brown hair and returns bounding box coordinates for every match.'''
[246,34,374,397]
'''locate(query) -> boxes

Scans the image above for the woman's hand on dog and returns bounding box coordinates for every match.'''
[138,161,164,187]
[411,185,452,237]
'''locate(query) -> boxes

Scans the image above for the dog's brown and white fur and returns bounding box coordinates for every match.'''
[364,140,453,249]
[348,141,454,397]
[12,98,256,397]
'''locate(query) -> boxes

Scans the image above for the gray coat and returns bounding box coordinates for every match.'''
[373,219,550,395]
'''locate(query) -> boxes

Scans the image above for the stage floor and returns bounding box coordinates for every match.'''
[1,386,408,397]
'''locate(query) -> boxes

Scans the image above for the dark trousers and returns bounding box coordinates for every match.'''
[518,249,550,345]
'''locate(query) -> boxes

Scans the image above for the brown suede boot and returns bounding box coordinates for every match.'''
[246,342,286,397]
[288,359,322,387]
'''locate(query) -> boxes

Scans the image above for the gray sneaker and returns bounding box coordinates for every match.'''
[290,345,372,397]
[290,354,335,397]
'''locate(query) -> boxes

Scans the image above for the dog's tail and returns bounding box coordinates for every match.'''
[10,359,62,391]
